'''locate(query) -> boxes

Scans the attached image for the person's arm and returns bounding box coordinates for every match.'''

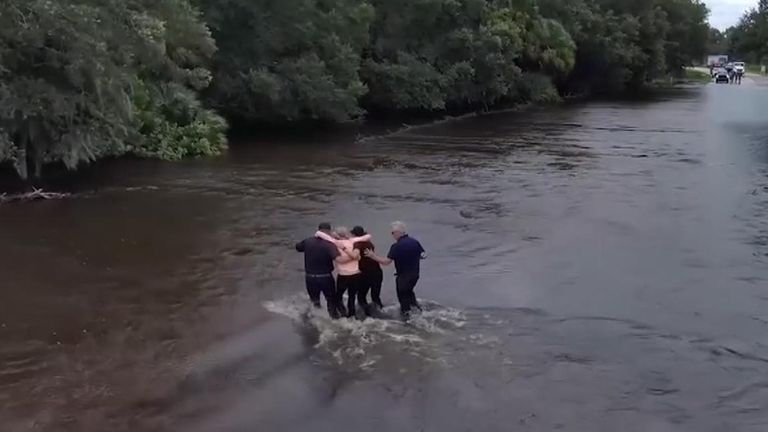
[315,231,338,245]
[295,239,305,252]
[365,244,394,266]
[367,253,393,265]
[348,234,372,244]
[419,242,427,259]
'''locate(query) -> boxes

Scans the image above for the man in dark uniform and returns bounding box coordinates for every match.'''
[365,221,426,320]
[295,223,346,318]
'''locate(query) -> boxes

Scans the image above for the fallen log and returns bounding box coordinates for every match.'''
[0,188,70,204]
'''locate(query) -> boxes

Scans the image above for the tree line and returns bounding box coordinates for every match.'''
[710,0,768,67]
[1,0,709,180]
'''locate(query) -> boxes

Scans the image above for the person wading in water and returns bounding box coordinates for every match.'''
[351,225,384,316]
[295,223,357,318]
[365,221,426,320]
[315,227,370,319]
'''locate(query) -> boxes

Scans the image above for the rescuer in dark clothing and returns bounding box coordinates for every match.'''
[351,225,384,316]
[365,221,426,320]
[295,222,350,318]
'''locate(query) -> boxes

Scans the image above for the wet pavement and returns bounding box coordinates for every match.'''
[2,80,768,431]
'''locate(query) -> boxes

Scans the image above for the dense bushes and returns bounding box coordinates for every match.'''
[726,1,768,65]
[0,0,226,180]
[0,0,710,180]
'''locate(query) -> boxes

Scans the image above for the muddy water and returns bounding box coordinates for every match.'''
[2,81,768,431]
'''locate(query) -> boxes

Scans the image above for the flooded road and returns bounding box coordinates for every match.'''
[3,79,768,431]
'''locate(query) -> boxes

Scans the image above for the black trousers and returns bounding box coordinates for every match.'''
[358,270,384,312]
[305,274,338,318]
[336,274,362,318]
[395,273,421,314]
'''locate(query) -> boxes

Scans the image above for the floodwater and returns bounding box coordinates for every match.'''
[3,77,768,431]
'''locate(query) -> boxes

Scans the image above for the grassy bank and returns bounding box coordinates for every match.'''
[683,68,711,82]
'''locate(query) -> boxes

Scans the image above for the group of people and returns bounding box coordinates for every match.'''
[295,221,426,320]
[711,63,744,85]
[729,67,743,85]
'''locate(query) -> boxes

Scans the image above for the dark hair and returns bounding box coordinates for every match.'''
[318,222,332,231]
[351,226,366,236]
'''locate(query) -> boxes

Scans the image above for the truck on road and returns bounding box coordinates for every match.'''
[707,54,728,67]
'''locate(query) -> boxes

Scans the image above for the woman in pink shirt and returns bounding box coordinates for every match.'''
[315,227,370,318]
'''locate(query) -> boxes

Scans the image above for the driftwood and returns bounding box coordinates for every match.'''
[0,188,70,204]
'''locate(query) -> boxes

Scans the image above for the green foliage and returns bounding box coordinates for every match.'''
[0,0,224,180]
[683,68,711,82]
[516,73,562,103]
[0,0,713,180]
[707,28,728,56]
[661,0,709,74]
[131,81,227,160]
[727,1,768,65]
[0,0,138,179]
[361,0,573,112]
[539,0,709,94]
[198,0,374,123]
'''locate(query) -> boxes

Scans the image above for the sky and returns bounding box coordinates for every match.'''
[706,0,755,29]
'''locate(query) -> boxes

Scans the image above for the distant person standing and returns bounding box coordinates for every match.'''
[365,221,426,319]
[295,223,355,318]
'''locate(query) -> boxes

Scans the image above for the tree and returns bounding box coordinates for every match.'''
[660,0,709,73]
[362,0,574,112]
[0,0,225,180]
[197,0,374,123]
[539,0,709,93]
[728,2,768,64]
[707,27,728,55]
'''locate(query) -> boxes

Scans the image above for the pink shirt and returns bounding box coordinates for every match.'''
[315,231,371,276]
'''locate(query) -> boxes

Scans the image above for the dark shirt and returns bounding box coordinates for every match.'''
[295,237,340,275]
[354,240,382,275]
[387,235,425,275]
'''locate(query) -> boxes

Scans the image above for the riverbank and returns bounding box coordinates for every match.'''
[0,83,691,196]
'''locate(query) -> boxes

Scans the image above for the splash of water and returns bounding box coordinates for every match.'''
[263,296,466,369]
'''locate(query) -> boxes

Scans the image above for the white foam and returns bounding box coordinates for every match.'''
[263,296,467,369]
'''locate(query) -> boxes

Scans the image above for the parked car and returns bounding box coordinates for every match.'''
[734,62,746,74]
[714,69,730,83]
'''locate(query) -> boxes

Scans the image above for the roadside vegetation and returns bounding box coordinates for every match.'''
[708,0,768,72]
[1,0,710,181]
[683,69,713,82]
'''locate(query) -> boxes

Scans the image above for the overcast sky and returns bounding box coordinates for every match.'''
[706,0,755,29]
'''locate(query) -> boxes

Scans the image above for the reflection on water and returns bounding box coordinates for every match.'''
[3,84,768,431]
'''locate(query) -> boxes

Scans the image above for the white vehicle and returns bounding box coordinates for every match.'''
[734,62,746,74]
[707,54,728,67]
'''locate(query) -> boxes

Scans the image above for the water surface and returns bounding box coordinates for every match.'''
[2,79,768,431]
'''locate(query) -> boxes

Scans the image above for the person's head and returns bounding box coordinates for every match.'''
[390,221,407,240]
[334,226,351,239]
[351,226,366,237]
[318,222,332,234]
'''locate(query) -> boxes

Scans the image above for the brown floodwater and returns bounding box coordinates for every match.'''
[2,79,768,431]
